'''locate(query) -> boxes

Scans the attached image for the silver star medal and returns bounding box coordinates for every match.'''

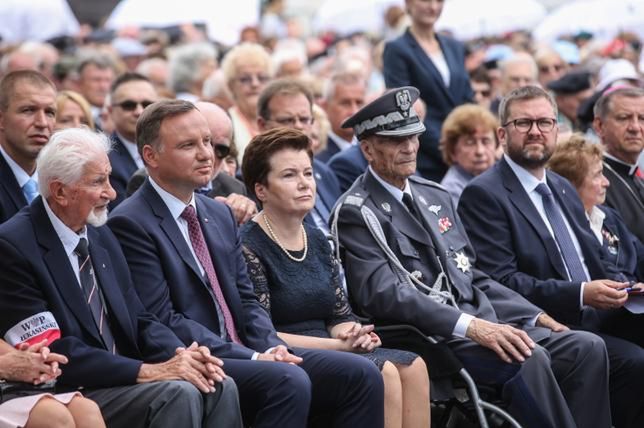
[428,205,442,216]
[454,251,471,273]
[381,202,391,212]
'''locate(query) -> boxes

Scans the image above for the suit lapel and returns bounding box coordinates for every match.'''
[499,160,569,279]
[0,152,28,210]
[87,228,137,344]
[548,173,606,278]
[31,198,104,345]
[405,30,455,105]
[141,181,205,282]
[313,159,335,211]
[111,134,138,173]
[364,171,433,247]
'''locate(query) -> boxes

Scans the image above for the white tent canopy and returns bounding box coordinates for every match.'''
[436,0,547,40]
[534,0,644,42]
[105,0,260,46]
[0,0,80,43]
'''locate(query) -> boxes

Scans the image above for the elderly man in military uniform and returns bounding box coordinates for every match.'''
[333,86,612,428]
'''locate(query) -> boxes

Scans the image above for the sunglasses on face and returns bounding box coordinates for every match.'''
[115,100,155,111]
[214,143,231,159]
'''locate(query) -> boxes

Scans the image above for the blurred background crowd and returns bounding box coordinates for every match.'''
[1,0,644,176]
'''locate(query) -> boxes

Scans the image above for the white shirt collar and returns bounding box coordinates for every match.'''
[149,177,196,220]
[369,165,411,202]
[586,205,606,244]
[504,154,548,194]
[42,197,87,258]
[604,152,638,175]
[328,130,357,151]
[0,145,37,187]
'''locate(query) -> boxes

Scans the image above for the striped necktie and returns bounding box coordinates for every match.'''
[75,238,117,353]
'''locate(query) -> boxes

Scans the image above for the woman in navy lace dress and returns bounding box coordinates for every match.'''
[240,128,430,428]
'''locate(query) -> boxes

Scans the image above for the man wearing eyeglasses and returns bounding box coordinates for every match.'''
[459,85,644,428]
[107,72,159,209]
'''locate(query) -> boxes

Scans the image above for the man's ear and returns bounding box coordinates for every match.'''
[360,139,374,163]
[592,116,603,138]
[496,126,507,147]
[142,145,157,169]
[49,181,69,207]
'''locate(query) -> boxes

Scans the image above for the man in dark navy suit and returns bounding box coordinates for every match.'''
[257,78,342,232]
[0,128,241,428]
[108,100,384,428]
[107,72,159,209]
[316,72,366,163]
[459,85,644,428]
[0,70,56,223]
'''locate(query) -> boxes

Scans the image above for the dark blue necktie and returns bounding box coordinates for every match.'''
[535,183,588,282]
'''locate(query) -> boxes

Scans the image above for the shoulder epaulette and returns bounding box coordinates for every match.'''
[409,175,448,191]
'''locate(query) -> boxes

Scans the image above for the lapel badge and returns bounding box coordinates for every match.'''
[601,229,619,255]
[428,205,442,216]
[438,216,452,234]
[418,196,427,205]
[381,202,391,213]
[315,172,322,180]
[454,251,471,273]
[204,218,209,223]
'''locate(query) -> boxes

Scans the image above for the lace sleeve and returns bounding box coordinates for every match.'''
[328,253,358,326]
[241,245,272,317]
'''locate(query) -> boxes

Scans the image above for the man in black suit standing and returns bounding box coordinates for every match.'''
[0,127,241,428]
[0,70,56,223]
[107,72,159,209]
[459,85,644,428]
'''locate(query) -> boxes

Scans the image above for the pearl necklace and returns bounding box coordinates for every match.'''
[262,213,308,263]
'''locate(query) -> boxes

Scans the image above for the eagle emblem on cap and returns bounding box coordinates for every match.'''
[395,89,412,117]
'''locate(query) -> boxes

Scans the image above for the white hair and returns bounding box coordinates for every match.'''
[167,42,218,93]
[37,128,112,198]
[271,38,307,73]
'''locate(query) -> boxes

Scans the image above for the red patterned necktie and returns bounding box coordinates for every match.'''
[181,205,241,343]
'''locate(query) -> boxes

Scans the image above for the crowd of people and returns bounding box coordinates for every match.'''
[0,0,643,427]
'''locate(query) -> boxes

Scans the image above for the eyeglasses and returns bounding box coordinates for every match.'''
[267,116,314,127]
[214,144,231,159]
[236,74,270,86]
[114,100,155,111]
[503,117,557,133]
